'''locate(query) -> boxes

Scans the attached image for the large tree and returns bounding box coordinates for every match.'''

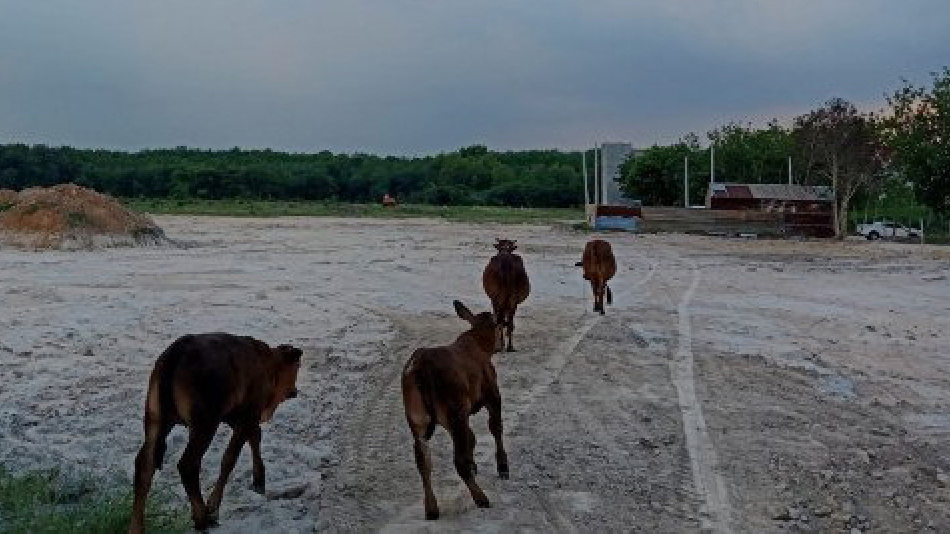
[885,68,950,215]
[792,98,887,237]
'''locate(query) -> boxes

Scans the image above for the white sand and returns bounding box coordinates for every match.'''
[1,216,948,532]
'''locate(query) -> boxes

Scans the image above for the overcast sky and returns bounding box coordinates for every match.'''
[0,1,947,154]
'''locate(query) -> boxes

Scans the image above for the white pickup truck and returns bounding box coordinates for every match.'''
[856,221,922,240]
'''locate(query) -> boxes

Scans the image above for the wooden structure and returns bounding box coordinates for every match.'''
[706,183,835,237]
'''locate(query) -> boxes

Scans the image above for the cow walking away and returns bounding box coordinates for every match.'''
[482,238,530,352]
[128,333,302,534]
[579,239,617,314]
[401,300,509,520]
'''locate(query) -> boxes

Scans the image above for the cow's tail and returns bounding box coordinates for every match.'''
[414,364,439,440]
[146,339,187,469]
[605,284,613,305]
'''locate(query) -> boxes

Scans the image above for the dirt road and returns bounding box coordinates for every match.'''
[1,217,948,532]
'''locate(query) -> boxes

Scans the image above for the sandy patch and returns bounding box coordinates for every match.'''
[1,217,948,532]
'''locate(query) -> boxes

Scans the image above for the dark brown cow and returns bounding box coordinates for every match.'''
[482,238,530,352]
[580,239,617,314]
[401,300,508,520]
[128,333,302,534]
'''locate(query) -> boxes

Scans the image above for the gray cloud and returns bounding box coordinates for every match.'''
[0,0,947,154]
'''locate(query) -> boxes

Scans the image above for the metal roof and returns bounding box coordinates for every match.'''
[709,183,834,201]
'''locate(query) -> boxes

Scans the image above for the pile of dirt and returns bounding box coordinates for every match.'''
[0,184,167,249]
[0,189,17,206]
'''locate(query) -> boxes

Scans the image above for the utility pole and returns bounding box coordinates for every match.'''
[788,156,793,185]
[710,144,715,183]
[684,156,689,207]
[582,149,589,205]
[594,143,601,206]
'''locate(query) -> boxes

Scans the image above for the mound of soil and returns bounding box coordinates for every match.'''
[0,189,17,206]
[0,184,166,249]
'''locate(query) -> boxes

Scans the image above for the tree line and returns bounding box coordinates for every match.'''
[619,68,950,233]
[0,144,587,208]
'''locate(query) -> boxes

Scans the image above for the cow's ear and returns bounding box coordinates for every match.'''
[453,300,474,323]
[278,345,302,363]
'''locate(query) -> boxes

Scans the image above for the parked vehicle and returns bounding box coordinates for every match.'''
[856,220,922,240]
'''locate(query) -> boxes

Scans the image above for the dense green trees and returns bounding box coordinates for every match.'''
[0,145,585,208]
[885,68,950,215]
[617,140,704,206]
[618,123,795,207]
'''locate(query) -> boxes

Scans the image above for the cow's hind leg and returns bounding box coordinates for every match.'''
[207,426,249,520]
[504,310,516,352]
[178,423,219,531]
[467,426,478,475]
[590,279,603,314]
[413,432,439,520]
[129,417,172,534]
[450,416,490,508]
[597,284,606,315]
[405,385,439,520]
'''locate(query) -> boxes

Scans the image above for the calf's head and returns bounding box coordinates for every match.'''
[494,239,517,254]
[453,300,504,353]
[261,344,303,423]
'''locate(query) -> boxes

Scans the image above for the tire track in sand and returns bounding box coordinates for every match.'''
[317,307,423,532]
[671,262,733,533]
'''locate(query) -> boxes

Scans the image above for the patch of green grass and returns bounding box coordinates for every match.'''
[0,202,14,212]
[65,211,92,228]
[0,465,187,534]
[123,198,585,225]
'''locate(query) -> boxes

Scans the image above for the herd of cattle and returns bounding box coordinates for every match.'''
[127,238,618,533]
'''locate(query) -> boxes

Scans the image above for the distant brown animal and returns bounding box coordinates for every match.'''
[482,238,530,351]
[128,333,303,534]
[401,300,508,520]
[580,239,616,314]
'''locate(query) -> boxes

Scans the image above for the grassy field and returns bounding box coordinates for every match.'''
[0,465,186,534]
[122,199,950,241]
[124,199,586,225]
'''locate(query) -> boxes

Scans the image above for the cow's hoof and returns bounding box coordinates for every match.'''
[251,482,265,495]
[425,509,440,520]
[193,516,216,532]
[498,469,509,480]
[475,496,491,508]
[506,347,516,353]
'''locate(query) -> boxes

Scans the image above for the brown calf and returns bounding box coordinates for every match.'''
[581,239,617,314]
[128,333,302,534]
[401,300,508,520]
[482,238,530,351]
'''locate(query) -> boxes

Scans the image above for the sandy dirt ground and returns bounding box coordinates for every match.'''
[1,216,949,533]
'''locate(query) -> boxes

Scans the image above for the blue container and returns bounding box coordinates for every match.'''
[594,216,641,232]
